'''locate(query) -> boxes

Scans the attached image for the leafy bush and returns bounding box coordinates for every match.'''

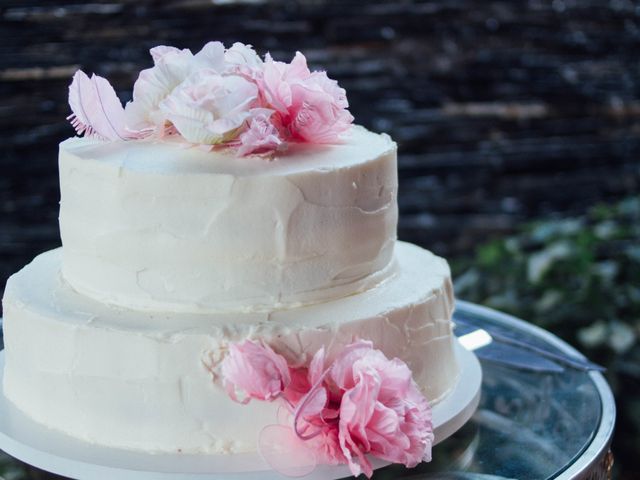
[453,196,640,479]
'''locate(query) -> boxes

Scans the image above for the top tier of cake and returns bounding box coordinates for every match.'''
[59,126,398,313]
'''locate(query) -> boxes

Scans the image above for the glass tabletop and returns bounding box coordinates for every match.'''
[0,301,613,480]
[362,301,608,480]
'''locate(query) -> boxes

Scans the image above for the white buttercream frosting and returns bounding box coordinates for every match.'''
[2,242,458,454]
[58,125,398,313]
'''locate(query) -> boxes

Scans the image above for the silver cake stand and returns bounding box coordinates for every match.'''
[0,341,481,480]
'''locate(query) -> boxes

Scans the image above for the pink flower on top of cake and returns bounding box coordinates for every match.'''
[223,42,265,80]
[66,42,353,156]
[260,52,354,143]
[236,112,283,156]
[220,339,433,478]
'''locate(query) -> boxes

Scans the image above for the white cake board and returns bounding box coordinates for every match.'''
[0,341,480,480]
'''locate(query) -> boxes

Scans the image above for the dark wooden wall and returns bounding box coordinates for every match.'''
[1,0,639,301]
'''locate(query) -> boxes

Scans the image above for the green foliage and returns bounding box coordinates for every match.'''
[0,451,29,479]
[453,196,640,479]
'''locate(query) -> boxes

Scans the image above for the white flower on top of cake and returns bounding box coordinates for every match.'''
[224,42,264,78]
[159,69,260,145]
[66,41,353,156]
[124,45,197,137]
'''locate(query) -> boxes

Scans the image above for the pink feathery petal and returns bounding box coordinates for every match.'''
[236,113,282,156]
[260,58,293,114]
[329,340,373,389]
[338,385,374,476]
[67,70,128,140]
[309,71,349,109]
[150,45,189,63]
[339,370,380,452]
[90,74,128,138]
[405,383,434,463]
[258,424,317,478]
[368,403,403,440]
[308,425,347,466]
[225,42,264,80]
[364,403,410,463]
[376,382,433,467]
[225,42,262,67]
[193,41,226,71]
[220,340,291,403]
[289,90,353,143]
[321,406,340,420]
[286,52,312,81]
[355,352,413,403]
[340,432,373,478]
[283,366,312,405]
[377,361,413,402]
[292,364,331,440]
[308,347,325,386]
[67,70,94,136]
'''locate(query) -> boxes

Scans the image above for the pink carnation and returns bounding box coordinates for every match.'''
[331,341,433,477]
[260,52,353,144]
[236,112,283,156]
[229,340,433,478]
[220,340,291,404]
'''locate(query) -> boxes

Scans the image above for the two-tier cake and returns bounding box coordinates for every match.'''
[1,42,459,478]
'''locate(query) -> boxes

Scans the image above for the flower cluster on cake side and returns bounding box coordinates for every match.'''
[67,42,353,156]
[220,339,434,478]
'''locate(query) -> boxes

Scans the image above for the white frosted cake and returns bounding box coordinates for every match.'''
[1,42,459,475]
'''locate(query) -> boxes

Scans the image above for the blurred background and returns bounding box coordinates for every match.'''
[0,0,638,478]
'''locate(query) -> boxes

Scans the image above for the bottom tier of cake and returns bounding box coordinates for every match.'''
[1,241,458,454]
